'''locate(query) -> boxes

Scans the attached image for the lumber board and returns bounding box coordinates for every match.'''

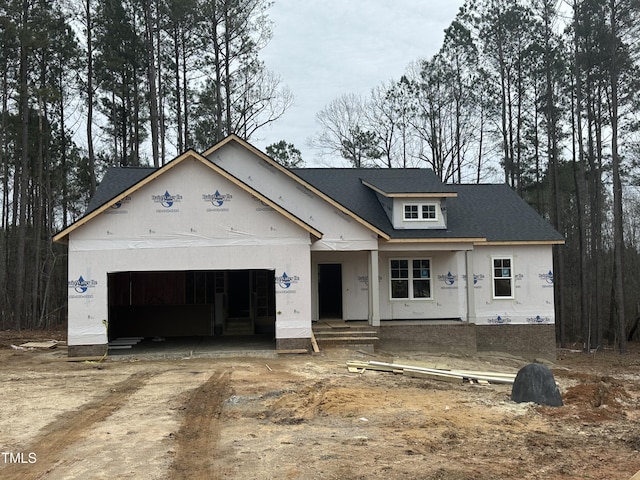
[348,360,515,385]
[402,368,463,383]
[313,330,379,336]
[369,361,516,385]
[20,340,59,349]
[446,369,516,379]
[310,332,320,353]
[347,361,395,373]
[319,336,379,342]
[276,349,308,354]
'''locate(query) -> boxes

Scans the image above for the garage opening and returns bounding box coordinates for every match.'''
[107,269,276,341]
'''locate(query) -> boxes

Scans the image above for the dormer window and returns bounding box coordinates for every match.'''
[422,204,436,219]
[404,204,419,219]
[403,203,437,221]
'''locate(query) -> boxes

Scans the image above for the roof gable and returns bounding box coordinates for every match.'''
[53,149,322,244]
[205,135,390,239]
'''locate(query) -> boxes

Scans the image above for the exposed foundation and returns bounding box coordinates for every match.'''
[68,344,108,357]
[476,324,556,360]
[276,337,311,351]
[378,322,556,361]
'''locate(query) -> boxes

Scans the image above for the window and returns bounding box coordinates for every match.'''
[422,204,436,219]
[404,205,419,220]
[403,203,437,221]
[492,257,513,298]
[390,258,431,299]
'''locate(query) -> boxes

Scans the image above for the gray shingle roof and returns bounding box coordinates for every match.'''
[450,184,564,242]
[358,168,456,194]
[85,167,156,214]
[84,165,563,243]
[293,168,563,242]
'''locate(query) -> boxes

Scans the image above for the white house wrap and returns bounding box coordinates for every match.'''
[54,135,564,358]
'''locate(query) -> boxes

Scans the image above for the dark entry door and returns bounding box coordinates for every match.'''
[318,264,343,319]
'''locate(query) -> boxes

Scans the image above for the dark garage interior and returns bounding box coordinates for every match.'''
[108,269,276,341]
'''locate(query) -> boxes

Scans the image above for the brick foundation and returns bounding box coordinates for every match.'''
[68,344,108,357]
[476,324,556,360]
[276,337,311,351]
[377,322,556,360]
[378,323,477,354]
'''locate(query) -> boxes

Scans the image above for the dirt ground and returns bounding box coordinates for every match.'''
[0,329,638,480]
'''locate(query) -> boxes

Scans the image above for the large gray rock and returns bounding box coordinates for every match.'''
[510,363,563,407]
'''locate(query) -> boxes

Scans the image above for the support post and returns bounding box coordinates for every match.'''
[465,250,476,324]
[368,249,380,326]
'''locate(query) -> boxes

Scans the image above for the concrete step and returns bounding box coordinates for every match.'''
[224,319,254,335]
[314,336,379,345]
[313,323,379,348]
[313,329,379,337]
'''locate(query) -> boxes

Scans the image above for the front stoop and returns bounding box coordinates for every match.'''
[312,321,379,350]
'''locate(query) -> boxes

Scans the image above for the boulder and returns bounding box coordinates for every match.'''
[510,363,563,407]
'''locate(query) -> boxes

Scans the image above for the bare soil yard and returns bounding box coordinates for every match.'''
[0,329,639,480]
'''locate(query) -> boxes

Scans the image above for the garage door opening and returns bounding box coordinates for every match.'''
[108,270,276,342]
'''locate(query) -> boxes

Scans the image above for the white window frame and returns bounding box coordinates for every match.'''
[492,256,514,299]
[403,202,438,222]
[389,258,432,300]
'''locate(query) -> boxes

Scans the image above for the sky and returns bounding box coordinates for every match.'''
[255,0,467,166]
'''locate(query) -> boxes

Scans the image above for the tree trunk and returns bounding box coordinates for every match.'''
[609,0,627,354]
[86,0,96,198]
[14,0,31,330]
[143,0,160,167]
[571,13,591,350]
[172,25,183,152]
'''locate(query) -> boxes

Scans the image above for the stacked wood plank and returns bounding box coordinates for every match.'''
[347,360,516,385]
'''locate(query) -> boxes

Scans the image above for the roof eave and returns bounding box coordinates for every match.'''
[361,179,457,198]
[385,237,487,244]
[479,239,565,246]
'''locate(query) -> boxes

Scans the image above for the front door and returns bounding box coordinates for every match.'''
[318,263,343,319]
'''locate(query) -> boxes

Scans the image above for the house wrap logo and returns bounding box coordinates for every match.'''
[487,315,511,325]
[438,271,458,289]
[276,272,300,292]
[438,271,456,285]
[462,273,485,287]
[152,190,182,209]
[539,270,554,286]
[107,196,131,214]
[203,190,232,210]
[68,275,97,298]
[527,315,552,324]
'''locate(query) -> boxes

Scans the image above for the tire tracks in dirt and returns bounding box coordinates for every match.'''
[169,369,232,480]
[1,371,155,480]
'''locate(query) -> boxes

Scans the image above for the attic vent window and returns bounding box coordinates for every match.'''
[403,203,438,221]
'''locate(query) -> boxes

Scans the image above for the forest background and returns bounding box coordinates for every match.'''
[1,0,639,353]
